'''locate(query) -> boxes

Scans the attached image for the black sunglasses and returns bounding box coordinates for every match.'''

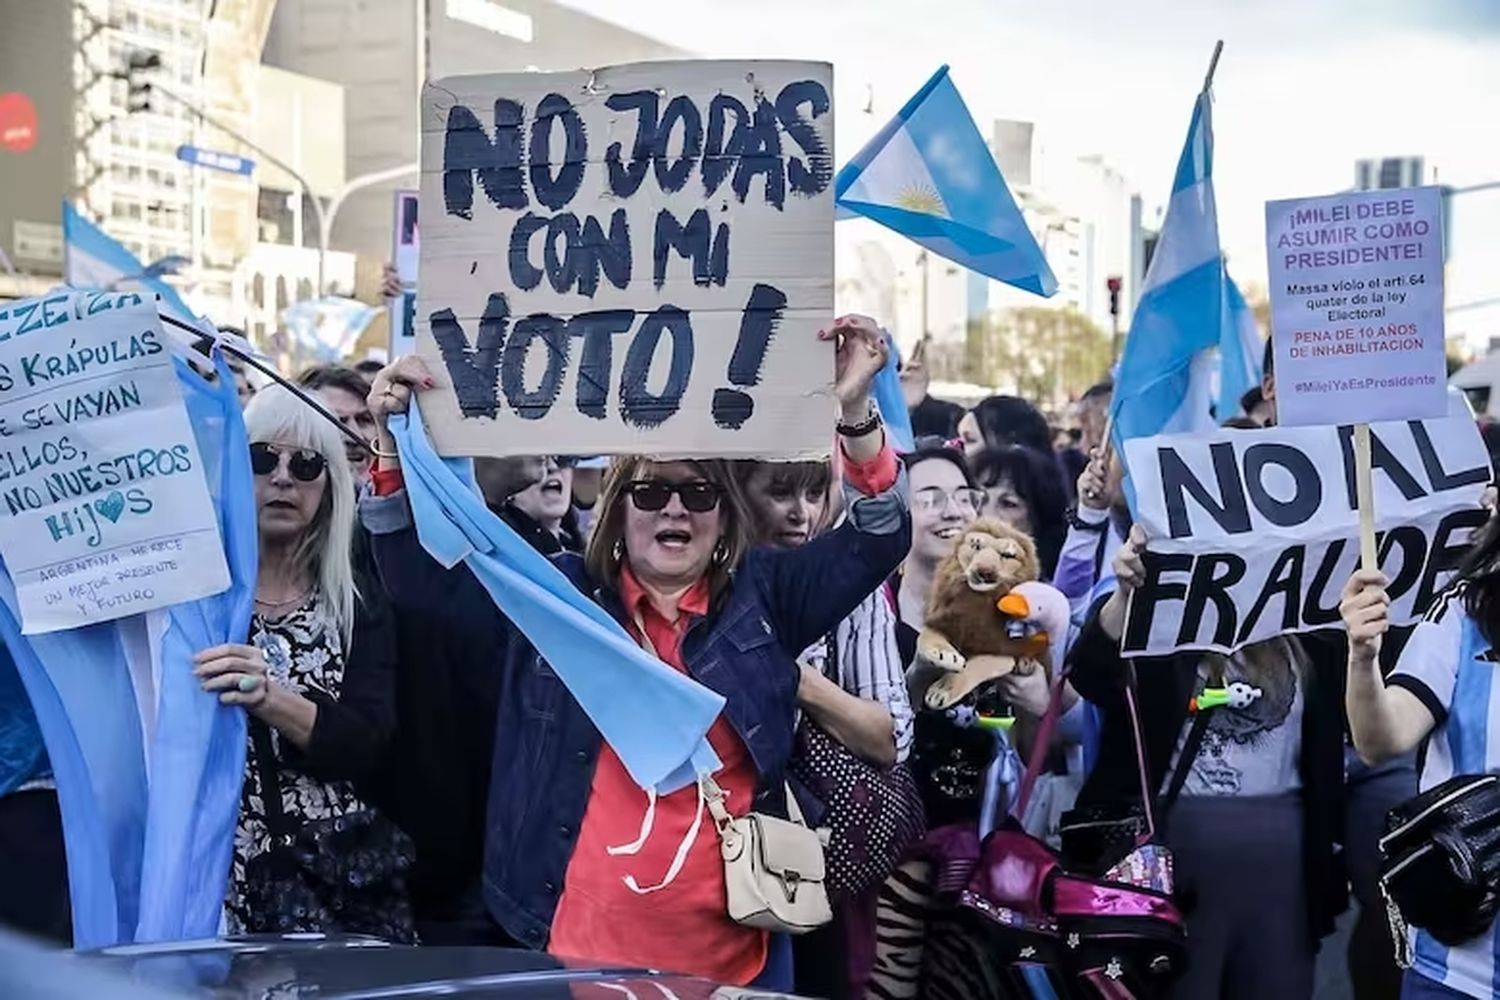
[250,442,328,482]
[626,479,722,513]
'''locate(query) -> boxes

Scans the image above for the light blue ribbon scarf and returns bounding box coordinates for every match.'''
[386,405,723,792]
[0,349,256,946]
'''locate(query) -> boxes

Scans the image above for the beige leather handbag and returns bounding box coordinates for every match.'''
[703,775,832,934]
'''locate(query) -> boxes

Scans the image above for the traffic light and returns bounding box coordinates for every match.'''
[122,49,161,114]
[1106,275,1123,318]
[127,79,152,113]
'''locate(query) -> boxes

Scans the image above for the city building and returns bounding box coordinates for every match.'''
[1351,155,1500,361]
[239,63,356,347]
[0,0,277,323]
[263,0,689,262]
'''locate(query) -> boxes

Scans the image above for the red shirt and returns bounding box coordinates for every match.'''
[548,566,766,984]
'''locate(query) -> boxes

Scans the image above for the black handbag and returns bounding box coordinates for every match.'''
[1060,706,1215,874]
[239,720,418,942]
[788,632,926,900]
[1379,772,1500,959]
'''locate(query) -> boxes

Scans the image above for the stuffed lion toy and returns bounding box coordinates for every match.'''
[913,518,1068,713]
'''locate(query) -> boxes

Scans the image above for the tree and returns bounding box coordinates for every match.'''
[1240,281,1272,338]
[965,307,1113,405]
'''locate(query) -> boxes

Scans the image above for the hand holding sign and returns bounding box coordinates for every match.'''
[823,313,888,416]
[367,354,438,466]
[1339,570,1390,665]
[1100,524,1149,643]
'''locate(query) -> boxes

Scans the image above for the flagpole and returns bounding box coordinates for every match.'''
[1203,39,1224,93]
[1098,39,1225,475]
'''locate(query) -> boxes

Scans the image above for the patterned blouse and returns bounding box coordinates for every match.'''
[224,594,372,934]
[801,588,915,762]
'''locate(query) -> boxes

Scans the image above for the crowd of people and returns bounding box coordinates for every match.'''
[3,313,1500,1000]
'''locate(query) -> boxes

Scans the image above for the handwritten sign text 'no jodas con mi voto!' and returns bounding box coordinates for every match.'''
[416,60,836,459]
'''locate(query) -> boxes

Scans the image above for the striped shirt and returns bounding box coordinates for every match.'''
[1388,583,1500,999]
[801,589,915,763]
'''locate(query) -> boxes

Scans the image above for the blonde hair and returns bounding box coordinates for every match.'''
[242,383,358,647]
[585,457,751,600]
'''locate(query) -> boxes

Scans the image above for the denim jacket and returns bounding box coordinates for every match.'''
[361,472,911,948]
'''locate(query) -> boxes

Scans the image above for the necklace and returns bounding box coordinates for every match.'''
[255,586,312,611]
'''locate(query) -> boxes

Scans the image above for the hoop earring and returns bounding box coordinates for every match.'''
[712,539,728,566]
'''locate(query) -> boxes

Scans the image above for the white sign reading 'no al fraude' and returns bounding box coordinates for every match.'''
[1265,186,1447,427]
[416,60,836,459]
[0,293,229,633]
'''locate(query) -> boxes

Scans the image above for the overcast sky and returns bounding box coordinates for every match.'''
[562,0,1500,340]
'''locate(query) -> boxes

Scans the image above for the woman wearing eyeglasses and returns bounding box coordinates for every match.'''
[193,384,405,937]
[895,443,986,646]
[357,316,910,988]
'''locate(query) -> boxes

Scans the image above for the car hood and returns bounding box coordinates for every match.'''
[63,935,797,999]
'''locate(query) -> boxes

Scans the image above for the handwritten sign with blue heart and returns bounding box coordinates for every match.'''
[0,292,230,633]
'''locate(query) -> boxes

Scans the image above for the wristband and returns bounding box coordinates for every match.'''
[836,408,883,438]
[1066,506,1107,532]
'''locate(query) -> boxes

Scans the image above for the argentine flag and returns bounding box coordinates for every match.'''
[836,66,1057,298]
[0,297,258,946]
[1110,90,1227,444]
[1219,273,1265,419]
[63,202,197,329]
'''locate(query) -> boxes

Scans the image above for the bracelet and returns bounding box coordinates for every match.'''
[1066,506,1107,532]
[367,439,400,460]
[836,408,883,438]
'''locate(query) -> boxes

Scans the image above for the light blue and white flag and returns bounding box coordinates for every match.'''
[1218,273,1264,420]
[873,328,915,453]
[836,66,1057,298]
[1110,91,1224,444]
[63,203,196,327]
[0,337,256,947]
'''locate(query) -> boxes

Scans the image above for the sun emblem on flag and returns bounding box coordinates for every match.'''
[892,183,946,216]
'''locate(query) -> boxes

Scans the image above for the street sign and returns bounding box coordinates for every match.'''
[175,144,254,176]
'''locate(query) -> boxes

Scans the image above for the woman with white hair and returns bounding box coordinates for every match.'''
[192,383,406,937]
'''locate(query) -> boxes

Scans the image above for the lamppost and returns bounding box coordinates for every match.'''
[121,50,416,296]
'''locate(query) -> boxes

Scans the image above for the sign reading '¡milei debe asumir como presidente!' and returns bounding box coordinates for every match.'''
[1265,186,1447,428]
[0,292,229,634]
[415,60,836,459]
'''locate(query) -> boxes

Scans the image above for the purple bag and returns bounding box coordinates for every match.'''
[958,676,1187,999]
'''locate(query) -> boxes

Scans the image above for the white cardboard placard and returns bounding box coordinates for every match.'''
[416,60,835,458]
[1119,396,1486,657]
[0,292,230,633]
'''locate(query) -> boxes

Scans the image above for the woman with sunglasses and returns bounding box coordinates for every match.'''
[195,384,402,936]
[358,316,910,988]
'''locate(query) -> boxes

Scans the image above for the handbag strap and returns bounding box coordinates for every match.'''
[1010,668,1072,820]
[1157,701,1214,828]
[249,718,297,844]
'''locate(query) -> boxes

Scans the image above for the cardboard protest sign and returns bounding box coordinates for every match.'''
[389,189,419,358]
[1120,397,1487,657]
[1265,187,1446,427]
[0,292,230,632]
[416,60,835,458]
